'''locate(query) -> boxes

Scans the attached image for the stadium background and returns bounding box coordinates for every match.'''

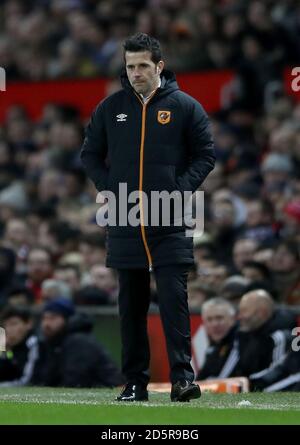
[0,0,300,384]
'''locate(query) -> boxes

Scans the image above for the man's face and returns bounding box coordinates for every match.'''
[4,317,32,348]
[202,305,235,343]
[233,239,257,271]
[90,265,115,291]
[27,249,52,283]
[271,245,298,273]
[54,268,80,292]
[79,243,106,268]
[246,201,264,227]
[242,266,264,282]
[8,294,31,307]
[125,50,163,96]
[41,312,66,339]
[211,201,235,227]
[238,299,262,332]
[198,265,228,289]
[5,219,29,246]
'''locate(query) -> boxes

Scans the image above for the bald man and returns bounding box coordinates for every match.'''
[236,290,291,379]
[239,290,275,332]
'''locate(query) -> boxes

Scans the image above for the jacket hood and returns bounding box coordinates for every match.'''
[120,68,179,98]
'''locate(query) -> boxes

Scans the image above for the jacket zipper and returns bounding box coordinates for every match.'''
[134,90,157,272]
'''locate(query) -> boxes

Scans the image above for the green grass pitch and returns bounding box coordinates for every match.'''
[0,388,299,425]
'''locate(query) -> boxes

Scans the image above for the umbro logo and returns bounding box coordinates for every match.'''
[116,113,127,122]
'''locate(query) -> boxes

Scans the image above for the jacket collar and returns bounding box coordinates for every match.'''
[120,68,179,99]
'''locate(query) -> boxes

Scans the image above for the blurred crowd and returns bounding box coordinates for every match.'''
[0,0,300,390]
[1,0,300,94]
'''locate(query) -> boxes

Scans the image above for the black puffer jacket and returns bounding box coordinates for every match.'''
[81,69,215,270]
[249,349,300,392]
[235,322,291,378]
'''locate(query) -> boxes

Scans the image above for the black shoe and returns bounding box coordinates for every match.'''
[171,380,201,402]
[116,383,148,402]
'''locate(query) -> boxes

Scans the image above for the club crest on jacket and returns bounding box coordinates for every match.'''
[157,110,171,125]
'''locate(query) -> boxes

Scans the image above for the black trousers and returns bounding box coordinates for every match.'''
[117,265,194,386]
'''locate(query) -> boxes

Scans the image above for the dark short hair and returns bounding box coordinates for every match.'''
[123,33,162,64]
[242,261,271,280]
[7,286,35,304]
[1,305,33,323]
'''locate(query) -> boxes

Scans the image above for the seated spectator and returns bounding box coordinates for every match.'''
[89,264,118,304]
[239,199,277,245]
[75,264,118,306]
[233,238,259,273]
[38,220,81,259]
[26,247,53,304]
[0,306,38,387]
[79,233,107,272]
[41,279,72,303]
[32,298,124,388]
[241,261,271,284]
[193,236,216,266]
[197,298,238,380]
[270,240,300,305]
[209,195,242,266]
[261,153,294,189]
[220,275,251,306]
[5,286,34,308]
[282,199,300,243]
[2,219,31,269]
[53,264,81,295]
[0,247,17,305]
[188,281,216,310]
[236,290,291,378]
[197,263,229,294]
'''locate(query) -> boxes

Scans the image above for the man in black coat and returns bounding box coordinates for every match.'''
[236,290,291,378]
[81,33,215,401]
[32,298,124,388]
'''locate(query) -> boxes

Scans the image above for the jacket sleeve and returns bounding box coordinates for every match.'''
[249,350,300,391]
[80,101,109,192]
[175,100,215,194]
[249,330,291,391]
